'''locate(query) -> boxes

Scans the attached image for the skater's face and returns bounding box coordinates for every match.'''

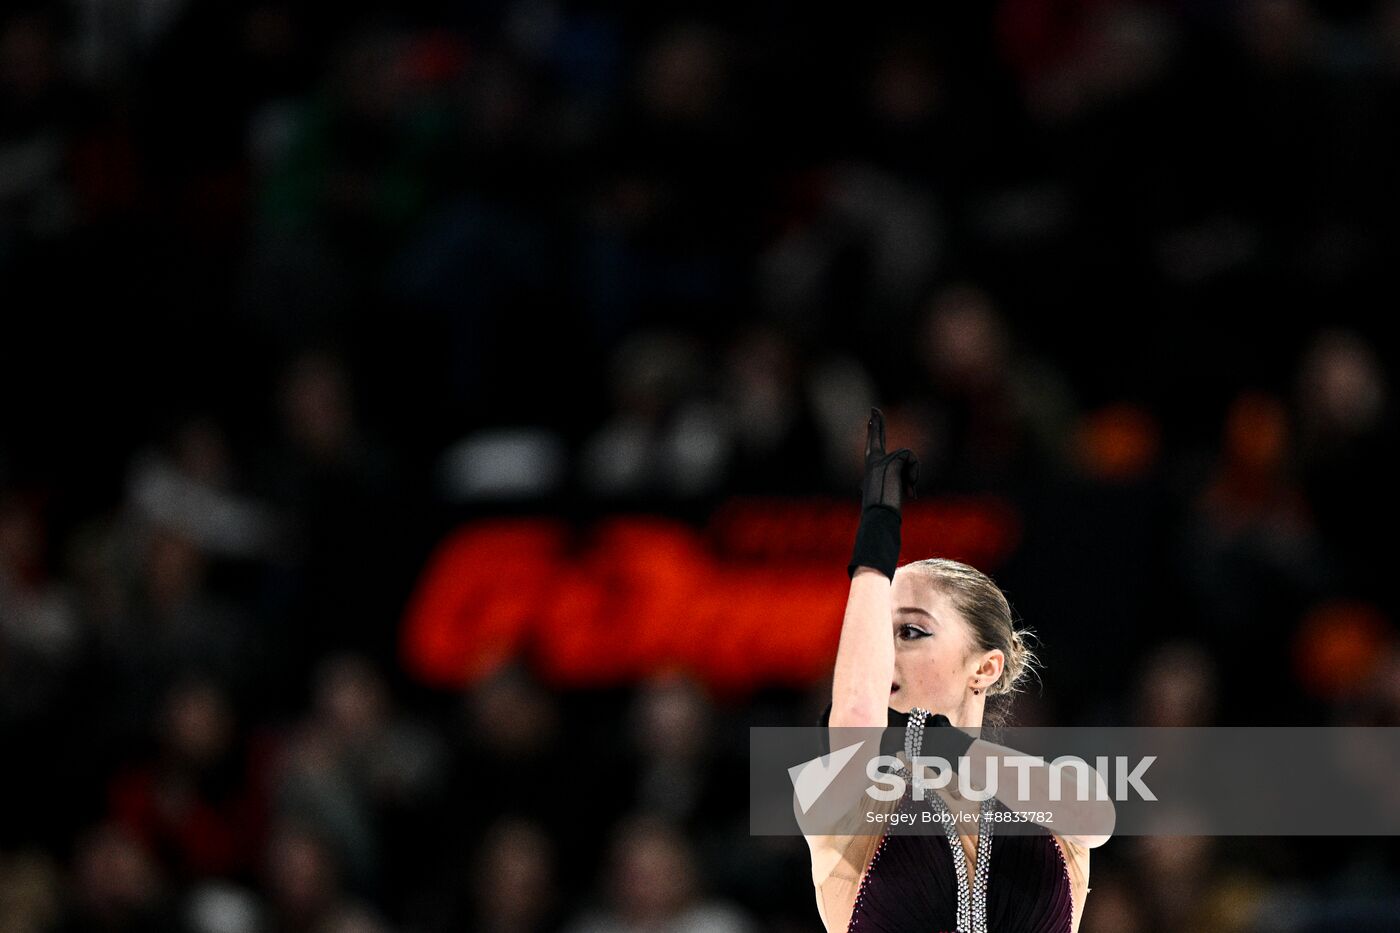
[888,568,1002,723]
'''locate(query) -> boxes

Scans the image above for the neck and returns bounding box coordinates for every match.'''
[951,695,985,732]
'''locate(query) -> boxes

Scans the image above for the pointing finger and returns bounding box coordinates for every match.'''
[866,407,886,459]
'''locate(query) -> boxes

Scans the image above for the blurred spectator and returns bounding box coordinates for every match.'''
[437,662,562,886]
[89,525,263,745]
[579,22,753,341]
[437,427,568,503]
[410,816,562,933]
[0,10,78,250]
[0,850,62,933]
[564,813,757,933]
[1295,329,1395,594]
[1133,641,1218,727]
[125,416,285,560]
[911,283,1075,491]
[758,165,943,343]
[625,672,725,827]
[719,328,824,494]
[801,353,879,485]
[58,822,175,931]
[0,489,81,721]
[1181,392,1329,662]
[260,821,361,933]
[1342,643,1400,727]
[469,818,559,933]
[580,331,732,498]
[106,675,269,882]
[271,654,445,901]
[1133,834,1216,932]
[255,25,451,258]
[256,349,403,671]
[183,881,263,933]
[1297,330,1387,449]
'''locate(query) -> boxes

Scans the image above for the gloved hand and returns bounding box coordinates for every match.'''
[884,709,974,765]
[816,703,972,766]
[848,408,920,579]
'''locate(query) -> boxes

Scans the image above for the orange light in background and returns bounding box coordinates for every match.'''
[399,519,571,687]
[399,497,1021,697]
[1074,403,1160,483]
[1225,391,1290,474]
[1294,600,1395,700]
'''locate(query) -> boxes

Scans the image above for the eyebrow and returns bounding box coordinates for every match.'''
[895,606,935,621]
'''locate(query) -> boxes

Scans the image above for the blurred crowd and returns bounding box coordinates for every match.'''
[4,0,1400,930]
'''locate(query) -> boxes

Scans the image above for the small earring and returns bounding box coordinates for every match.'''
[972,686,981,695]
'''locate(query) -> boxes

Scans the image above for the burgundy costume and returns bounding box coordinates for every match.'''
[846,792,1075,933]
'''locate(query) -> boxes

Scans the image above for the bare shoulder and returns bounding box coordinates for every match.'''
[1051,833,1091,861]
[805,829,884,883]
[1051,833,1091,886]
[804,830,886,933]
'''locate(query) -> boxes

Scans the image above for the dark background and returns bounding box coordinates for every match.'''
[2,0,1400,930]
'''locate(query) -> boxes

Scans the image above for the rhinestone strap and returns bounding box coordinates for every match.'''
[903,707,928,766]
[907,705,995,933]
[925,791,995,933]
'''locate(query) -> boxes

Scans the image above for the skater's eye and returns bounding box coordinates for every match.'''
[898,624,930,640]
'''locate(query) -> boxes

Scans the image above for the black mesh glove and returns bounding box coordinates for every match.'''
[848,408,920,579]
[816,703,973,765]
[883,709,974,764]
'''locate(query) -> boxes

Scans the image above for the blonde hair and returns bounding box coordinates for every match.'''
[903,557,1040,722]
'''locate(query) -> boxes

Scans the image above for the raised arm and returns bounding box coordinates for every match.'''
[828,409,919,729]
